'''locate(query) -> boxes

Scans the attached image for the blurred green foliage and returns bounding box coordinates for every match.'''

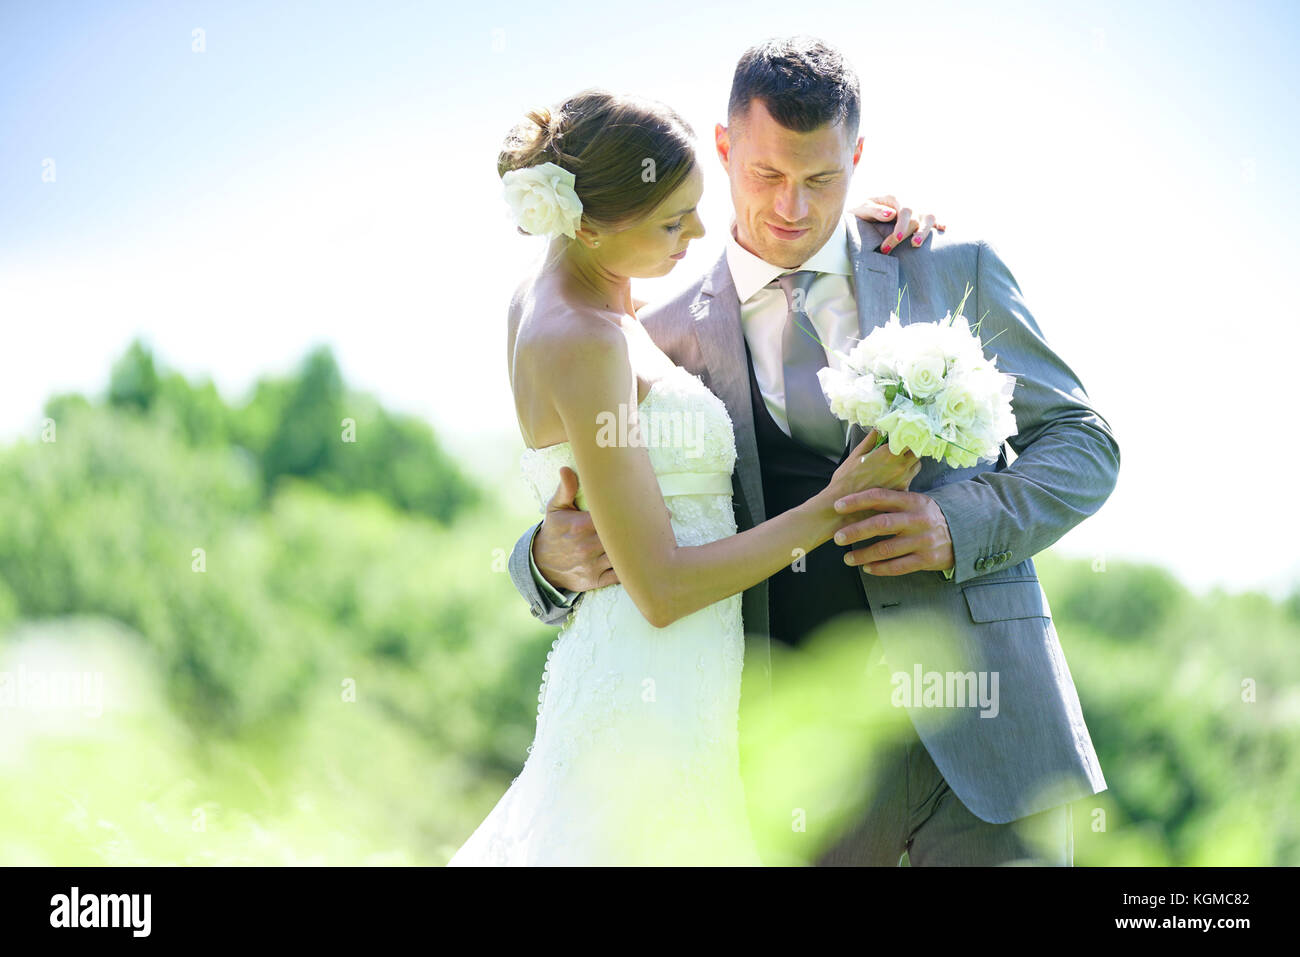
[0,340,1296,865]
[1035,554,1300,866]
[90,337,479,521]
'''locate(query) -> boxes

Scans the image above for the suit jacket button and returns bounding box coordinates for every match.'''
[975,557,986,570]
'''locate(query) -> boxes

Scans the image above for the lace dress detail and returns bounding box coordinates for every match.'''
[449,364,759,865]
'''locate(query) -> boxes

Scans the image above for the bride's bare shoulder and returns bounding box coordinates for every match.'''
[515,278,608,343]
[513,284,626,384]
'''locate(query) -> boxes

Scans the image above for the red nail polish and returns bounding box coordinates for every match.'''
[895,232,904,240]
[881,244,891,253]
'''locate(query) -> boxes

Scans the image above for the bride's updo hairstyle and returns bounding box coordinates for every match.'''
[498,89,696,236]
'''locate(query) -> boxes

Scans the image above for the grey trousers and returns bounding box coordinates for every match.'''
[813,639,1074,867]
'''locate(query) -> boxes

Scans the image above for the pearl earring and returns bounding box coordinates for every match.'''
[593,241,600,247]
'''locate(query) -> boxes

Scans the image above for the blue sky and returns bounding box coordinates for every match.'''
[2,0,1298,594]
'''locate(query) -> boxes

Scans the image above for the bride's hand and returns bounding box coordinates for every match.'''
[851,194,946,254]
[827,429,921,504]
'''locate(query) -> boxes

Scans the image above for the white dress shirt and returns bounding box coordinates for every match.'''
[726,215,956,581]
[726,215,859,445]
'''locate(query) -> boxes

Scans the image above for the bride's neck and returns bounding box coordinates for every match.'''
[553,241,636,320]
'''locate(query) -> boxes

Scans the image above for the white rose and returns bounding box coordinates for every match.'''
[876,401,935,458]
[925,436,949,461]
[851,313,906,378]
[820,366,890,429]
[942,430,983,469]
[841,339,877,377]
[817,366,856,419]
[849,376,889,427]
[899,348,947,399]
[934,376,981,431]
[957,364,1005,410]
[502,161,583,239]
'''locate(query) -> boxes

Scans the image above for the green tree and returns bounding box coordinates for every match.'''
[107,338,160,413]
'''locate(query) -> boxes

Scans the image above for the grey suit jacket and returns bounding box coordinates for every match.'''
[508,217,1118,824]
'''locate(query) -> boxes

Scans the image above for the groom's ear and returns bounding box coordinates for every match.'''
[851,135,863,169]
[714,123,731,168]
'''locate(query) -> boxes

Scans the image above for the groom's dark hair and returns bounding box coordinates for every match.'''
[728,36,860,136]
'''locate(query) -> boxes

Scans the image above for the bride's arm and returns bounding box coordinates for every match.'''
[543,324,918,629]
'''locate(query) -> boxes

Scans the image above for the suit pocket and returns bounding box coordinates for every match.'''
[962,579,1050,623]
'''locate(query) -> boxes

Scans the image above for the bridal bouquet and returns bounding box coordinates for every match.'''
[816,290,1018,469]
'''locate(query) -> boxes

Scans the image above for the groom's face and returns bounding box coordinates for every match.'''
[716,98,863,269]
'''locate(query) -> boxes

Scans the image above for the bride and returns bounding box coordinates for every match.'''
[449,90,925,866]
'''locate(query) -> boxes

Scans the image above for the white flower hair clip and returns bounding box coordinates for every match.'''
[502,161,583,239]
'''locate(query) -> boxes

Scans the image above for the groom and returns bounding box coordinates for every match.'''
[508,36,1119,865]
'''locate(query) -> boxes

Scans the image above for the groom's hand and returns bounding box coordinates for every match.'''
[534,466,619,591]
[832,488,955,576]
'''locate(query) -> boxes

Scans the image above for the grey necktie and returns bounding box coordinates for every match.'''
[772,270,847,461]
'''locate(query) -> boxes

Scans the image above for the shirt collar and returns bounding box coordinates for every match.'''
[725,214,854,304]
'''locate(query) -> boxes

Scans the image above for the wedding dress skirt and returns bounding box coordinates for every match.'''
[449,364,760,865]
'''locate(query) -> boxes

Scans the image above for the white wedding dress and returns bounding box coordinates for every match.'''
[449,363,761,865]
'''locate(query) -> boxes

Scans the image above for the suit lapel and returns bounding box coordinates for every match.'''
[844,218,900,452]
[690,254,766,529]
